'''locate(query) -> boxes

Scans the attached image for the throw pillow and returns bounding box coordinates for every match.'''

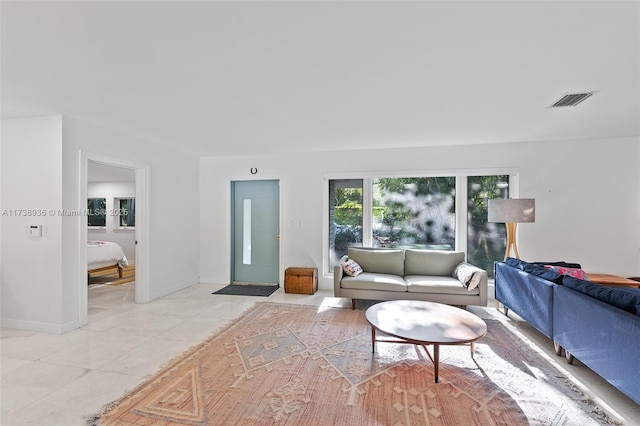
[545,265,589,280]
[453,262,482,291]
[342,259,363,277]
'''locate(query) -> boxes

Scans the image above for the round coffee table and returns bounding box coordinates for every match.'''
[365,300,487,383]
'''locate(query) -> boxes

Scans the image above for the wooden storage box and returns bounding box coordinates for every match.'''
[284,267,318,294]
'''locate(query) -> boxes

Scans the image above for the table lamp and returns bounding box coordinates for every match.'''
[488,198,535,260]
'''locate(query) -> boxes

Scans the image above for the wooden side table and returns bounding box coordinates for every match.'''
[586,273,640,289]
[284,267,318,294]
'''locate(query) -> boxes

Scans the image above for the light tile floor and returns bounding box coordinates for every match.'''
[1,282,639,425]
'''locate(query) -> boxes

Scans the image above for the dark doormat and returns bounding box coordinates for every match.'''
[213,284,279,297]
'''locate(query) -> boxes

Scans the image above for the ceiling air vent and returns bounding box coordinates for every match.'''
[549,91,597,108]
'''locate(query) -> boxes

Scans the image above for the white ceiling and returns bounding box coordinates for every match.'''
[2,1,638,157]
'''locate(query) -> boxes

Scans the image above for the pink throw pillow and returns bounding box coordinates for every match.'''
[544,265,589,280]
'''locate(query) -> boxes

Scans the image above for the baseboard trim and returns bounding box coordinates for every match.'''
[148,278,200,301]
[0,317,77,335]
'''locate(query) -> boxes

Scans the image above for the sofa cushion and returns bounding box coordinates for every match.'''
[505,257,529,269]
[505,257,582,271]
[340,272,407,292]
[532,260,582,269]
[404,249,465,276]
[527,266,564,284]
[625,288,640,315]
[504,258,564,284]
[348,248,405,276]
[562,275,640,315]
[406,276,478,295]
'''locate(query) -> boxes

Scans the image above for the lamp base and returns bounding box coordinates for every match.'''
[504,222,520,260]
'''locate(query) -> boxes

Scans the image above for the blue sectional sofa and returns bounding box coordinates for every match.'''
[495,258,640,405]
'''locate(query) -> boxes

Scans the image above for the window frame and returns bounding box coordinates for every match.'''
[323,168,519,277]
[114,196,136,230]
[87,197,107,229]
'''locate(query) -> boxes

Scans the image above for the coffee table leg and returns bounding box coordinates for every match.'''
[371,326,376,353]
[434,344,440,383]
[470,342,475,358]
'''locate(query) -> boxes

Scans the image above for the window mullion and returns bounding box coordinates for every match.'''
[362,178,373,247]
[456,176,468,254]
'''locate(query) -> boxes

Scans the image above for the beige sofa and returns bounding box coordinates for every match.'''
[334,247,488,309]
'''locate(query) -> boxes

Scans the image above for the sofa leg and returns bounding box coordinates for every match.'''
[496,301,509,316]
[553,341,564,356]
[499,304,509,316]
[565,350,575,365]
[351,299,356,310]
[460,305,467,310]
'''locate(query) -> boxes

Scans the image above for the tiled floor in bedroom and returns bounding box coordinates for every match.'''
[1,282,639,425]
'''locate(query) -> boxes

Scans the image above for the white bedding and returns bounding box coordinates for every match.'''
[88,241,129,269]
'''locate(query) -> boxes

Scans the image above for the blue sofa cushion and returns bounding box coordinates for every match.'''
[562,275,640,316]
[527,267,564,284]
[531,261,582,269]
[505,257,527,269]
[505,257,581,269]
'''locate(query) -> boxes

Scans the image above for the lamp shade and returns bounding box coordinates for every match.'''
[488,199,535,223]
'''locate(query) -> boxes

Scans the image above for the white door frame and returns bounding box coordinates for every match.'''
[79,151,150,325]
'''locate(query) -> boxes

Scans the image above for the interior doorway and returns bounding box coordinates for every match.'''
[230,180,280,285]
[86,162,136,292]
[79,152,149,326]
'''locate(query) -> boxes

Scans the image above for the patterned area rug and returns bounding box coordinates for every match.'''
[90,302,613,425]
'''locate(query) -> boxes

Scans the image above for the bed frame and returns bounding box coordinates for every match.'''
[87,263,123,283]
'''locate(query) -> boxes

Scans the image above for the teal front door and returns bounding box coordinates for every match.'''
[231,180,280,284]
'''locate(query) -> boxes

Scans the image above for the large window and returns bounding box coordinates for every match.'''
[467,176,509,273]
[328,173,512,276]
[373,177,455,249]
[329,179,363,268]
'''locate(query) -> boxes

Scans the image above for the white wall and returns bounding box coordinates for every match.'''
[1,116,64,332]
[200,136,640,290]
[87,181,136,260]
[1,115,200,333]
[3,113,637,333]
[62,118,200,328]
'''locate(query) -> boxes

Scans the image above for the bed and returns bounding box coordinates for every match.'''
[88,240,129,280]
